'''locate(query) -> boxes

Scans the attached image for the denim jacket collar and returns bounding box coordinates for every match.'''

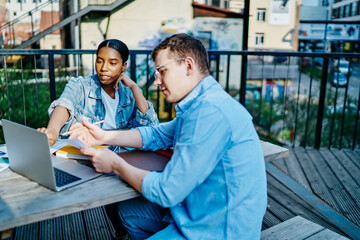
[88,74,131,107]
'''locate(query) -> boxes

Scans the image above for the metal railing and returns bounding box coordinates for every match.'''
[0,49,359,150]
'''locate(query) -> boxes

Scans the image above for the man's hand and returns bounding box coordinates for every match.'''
[68,120,106,146]
[80,148,121,173]
[37,127,58,146]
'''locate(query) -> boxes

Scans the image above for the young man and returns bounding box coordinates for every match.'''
[70,33,267,239]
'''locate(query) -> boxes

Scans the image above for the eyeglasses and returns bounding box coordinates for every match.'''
[154,58,186,79]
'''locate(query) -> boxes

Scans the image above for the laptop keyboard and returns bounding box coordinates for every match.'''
[54,168,81,187]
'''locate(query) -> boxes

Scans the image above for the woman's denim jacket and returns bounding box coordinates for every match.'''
[48,74,159,150]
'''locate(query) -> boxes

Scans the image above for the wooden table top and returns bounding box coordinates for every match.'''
[0,141,288,231]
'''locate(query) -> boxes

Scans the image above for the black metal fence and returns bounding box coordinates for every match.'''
[0,49,359,150]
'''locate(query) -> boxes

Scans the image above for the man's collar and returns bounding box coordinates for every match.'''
[176,75,216,113]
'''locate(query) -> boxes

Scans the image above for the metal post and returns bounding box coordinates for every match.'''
[240,0,250,106]
[130,53,136,83]
[314,57,329,149]
[49,53,56,102]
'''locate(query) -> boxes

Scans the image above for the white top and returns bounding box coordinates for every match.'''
[101,88,118,130]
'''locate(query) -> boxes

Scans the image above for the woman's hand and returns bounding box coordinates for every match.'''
[37,127,58,146]
[68,120,106,147]
[116,73,136,89]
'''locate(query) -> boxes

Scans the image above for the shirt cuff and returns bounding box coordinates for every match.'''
[135,102,158,125]
[136,126,153,150]
[48,98,74,118]
[142,171,160,203]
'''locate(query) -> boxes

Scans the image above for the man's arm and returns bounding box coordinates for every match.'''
[80,147,148,193]
[69,120,144,148]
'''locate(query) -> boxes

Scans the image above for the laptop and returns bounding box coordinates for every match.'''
[1,119,102,191]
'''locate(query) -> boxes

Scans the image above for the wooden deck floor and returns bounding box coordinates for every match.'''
[3,147,360,239]
[265,147,360,239]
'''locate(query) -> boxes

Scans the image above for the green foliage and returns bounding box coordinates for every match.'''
[0,63,66,144]
[246,85,359,149]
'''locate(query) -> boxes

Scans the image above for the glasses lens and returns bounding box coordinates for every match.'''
[154,70,159,79]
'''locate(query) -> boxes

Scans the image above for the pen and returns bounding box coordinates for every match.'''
[60,120,105,137]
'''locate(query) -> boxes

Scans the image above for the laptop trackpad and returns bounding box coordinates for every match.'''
[52,156,100,179]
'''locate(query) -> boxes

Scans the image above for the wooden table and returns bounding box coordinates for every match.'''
[0,141,288,232]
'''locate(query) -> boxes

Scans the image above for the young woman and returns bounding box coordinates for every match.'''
[38,39,159,146]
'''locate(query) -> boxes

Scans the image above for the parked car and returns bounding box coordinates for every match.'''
[337,59,352,76]
[332,72,348,87]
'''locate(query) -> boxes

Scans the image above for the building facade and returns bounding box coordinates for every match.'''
[248,0,301,51]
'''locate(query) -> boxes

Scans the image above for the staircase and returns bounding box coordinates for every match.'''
[1,0,132,49]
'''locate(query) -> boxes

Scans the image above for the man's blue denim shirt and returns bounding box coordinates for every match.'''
[48,74,159,134]
[138,76,267,239]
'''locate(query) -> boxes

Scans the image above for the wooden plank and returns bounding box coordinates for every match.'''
[343,150,360,171]
[61,212,87,240]
[261,216,324,239]
[306,229,349,240]
[261,141,289,162]
[270,157,289,175]
[284,147,312,191]
[266,162,360,239]
[38,218,62,240]
[12,223,38,240]
[266,175,339,234]
[307,149,360,226]
[330,149,360,186]
[319,149,360,221]
[267,196,295,222]
[262,210,282,230]
[292,148,340,210]
[82,207,112,240]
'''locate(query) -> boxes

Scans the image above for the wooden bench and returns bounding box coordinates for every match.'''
[261,216,349,239]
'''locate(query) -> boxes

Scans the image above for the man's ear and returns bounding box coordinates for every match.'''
[185,57,195,76]
[121,62,127,73]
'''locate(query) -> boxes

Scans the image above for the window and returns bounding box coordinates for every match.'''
[344,4,349,17]
[256,8,266,21]
[212,0,220,7]
[224,0,228,9]
[339,6,343,18]
[332,8,339,19]
[255,33,264,46]
[204,0,228,9]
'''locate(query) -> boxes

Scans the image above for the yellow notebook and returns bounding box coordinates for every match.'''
[55,145,108,160]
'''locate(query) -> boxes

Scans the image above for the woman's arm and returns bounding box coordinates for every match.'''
[119,73,149,113]
[37,106,70,145]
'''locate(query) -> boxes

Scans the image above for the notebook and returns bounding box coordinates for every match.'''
[56,144,108,160]
[1,119,102,191]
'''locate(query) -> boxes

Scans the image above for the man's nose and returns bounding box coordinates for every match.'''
[153,76,162,86]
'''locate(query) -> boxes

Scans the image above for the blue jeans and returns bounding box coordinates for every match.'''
[117,197,174,240]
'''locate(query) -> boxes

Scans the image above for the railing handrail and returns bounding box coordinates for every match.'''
[1,49,360,58]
